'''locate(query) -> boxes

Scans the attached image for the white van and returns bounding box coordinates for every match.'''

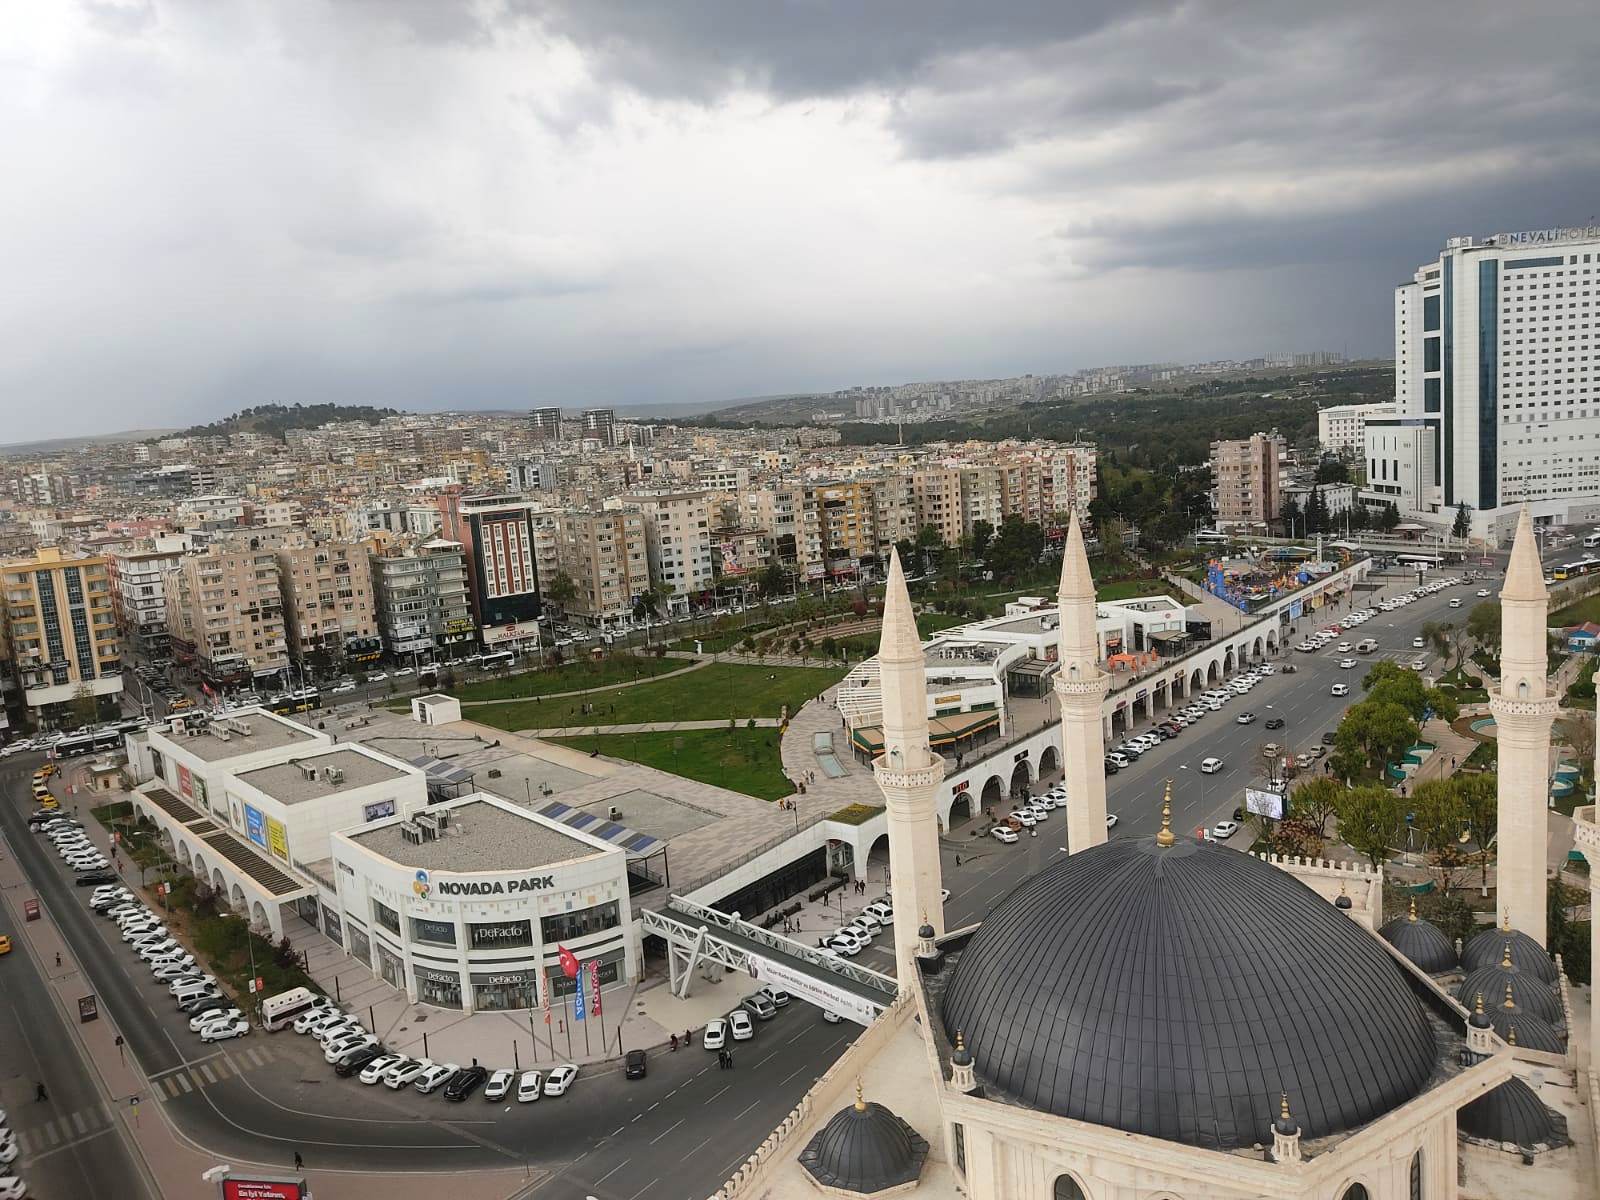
[261,986,323,1032]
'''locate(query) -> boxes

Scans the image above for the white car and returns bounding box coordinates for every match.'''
[1007,810,1037,828]
[1449,598,1462,608]
[702,1018,727,1050]
[1331,682,1350,696]
[1339,659,1357,669]
[1106,814,1120,829]
[727,1010,755,1041]
[325,1033,377,1064]
[1256,664,1275,675]
[1412,637,1425,649]
[295,1007,342,1034]
[330,681,358,694]
[385,1058,431,1089]
[1200,757,1224,774]
[393,667,415,677]
[413,1063,459,1094]
[1476,588,1491,597]
[824,934,862,958]
[1235,712,1256,725]
[1211,820,1240,840]
[1336,643,1352,653]
[0,1173,20,1198]
[171,974,218,997]
[200,1018,249,1043]
[152,957,199,980]
[542,1064,579,1096]
[190,1007,244,1033]
[360,1054,406,1084]
[862,902,893,926]
[307,1012,355,1040]
[992,826,1019,844]
[484,1068,515,1101]
[517,1070,544,1102]
[368,672,388,682]
[314,1018,364,1045]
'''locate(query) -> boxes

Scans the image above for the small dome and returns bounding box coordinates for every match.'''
[950,1031,972,1067]
[1457,956,1562,1024]
[1380,907,1458,974]
[1486,994,1565,1053]
[917,922,936,940]
[941,837,1440,1150]
[1335,893,1353,910]
[1458,1078,1565,1148]
[1462,926,1557,984]
[1273,1094,1300,1137]
[1468,992,1493,1031]
[798,1092,930,1196]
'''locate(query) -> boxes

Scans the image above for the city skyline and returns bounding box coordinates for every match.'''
[7,2,1599,440]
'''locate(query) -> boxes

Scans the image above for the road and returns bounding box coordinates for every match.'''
[0,830,157,1200]
[1,759,857,1199]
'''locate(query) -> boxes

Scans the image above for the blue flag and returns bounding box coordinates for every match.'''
[573,974,586,1023]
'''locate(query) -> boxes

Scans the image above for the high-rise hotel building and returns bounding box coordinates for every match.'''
[1367,225,1600,539]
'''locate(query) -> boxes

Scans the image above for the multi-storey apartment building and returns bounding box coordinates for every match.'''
[555,508,650,625]
[435,493,543,652]
[624,489,713,611]
[0,546,122,725]
[958,466,1005,534]
[369,539,473,659]
[812,481,876,573]
[275,539,381,667]
[912,466,964,547]
[740,483,817,580]
[1317,402,1396,457]
[107,536,190,661]
[581,409,618,448]
[1046,444,1098,518]
[528,407,562,441]
[1210,433,1284,530]
[867,472,918,563]
[166,545,289,686]
[1368,225,1600,539]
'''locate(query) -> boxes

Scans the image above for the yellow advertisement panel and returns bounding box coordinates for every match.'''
[267,816,289,863]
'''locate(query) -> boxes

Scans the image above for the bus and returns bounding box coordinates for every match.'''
[1194,529,1231,545]
[478,650,515,671]
[1584,532,1600,549]
[50,728,123,759]
[261,986,326,1031]
[1552,557,1600,581]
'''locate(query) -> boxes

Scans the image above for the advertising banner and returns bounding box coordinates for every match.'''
[1244,788,1285,820]
[744,952,882,1028]
[221,1178,306,1200]
[363,799,396,822]
[588,959,602,1017]
[469,920,532,950]
[177,763,192,799]
[266,817,289,862]
[573,968,586,1023]
[244,804,267,849]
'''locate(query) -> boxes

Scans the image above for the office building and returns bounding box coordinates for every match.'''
[1210,433,1284,530]
[1371,225,1600,539]
[581,408,618,448]
[435,493,543,652]
[370,539,474,659]
[0,546,123,724]
[1317,402,1396,456]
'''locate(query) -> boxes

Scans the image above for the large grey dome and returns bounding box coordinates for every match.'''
[940,837,1440,1151]
[1459,1078,1566,1149]
[798,1095,930,1195]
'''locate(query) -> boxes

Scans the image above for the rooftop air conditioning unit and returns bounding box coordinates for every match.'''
[297,761,318,781]
[399,821,423,845]
[323,767,345,786]
[213,728,231,742]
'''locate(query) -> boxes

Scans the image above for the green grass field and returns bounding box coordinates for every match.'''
[469,661,851,731]
[548,728,793,800]
[447,653,682,702]
[1552,592,1600,626]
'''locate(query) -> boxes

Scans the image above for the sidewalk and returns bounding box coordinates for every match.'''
[511,717,782,738]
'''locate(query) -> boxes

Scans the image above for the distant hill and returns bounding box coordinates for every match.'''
[171,403,402,442]
[0,428,178,457]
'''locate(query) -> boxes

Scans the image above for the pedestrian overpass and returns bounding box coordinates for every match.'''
[639,896,897,1027]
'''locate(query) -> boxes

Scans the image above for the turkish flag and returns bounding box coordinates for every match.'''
[558,945,580,979]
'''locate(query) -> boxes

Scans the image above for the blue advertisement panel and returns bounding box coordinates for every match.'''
[245,804,267,849]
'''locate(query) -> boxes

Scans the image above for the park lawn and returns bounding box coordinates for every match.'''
[469,661,851,731]
[549,728,793,801]
[1551,592,1600,626]
[449,653,682,702]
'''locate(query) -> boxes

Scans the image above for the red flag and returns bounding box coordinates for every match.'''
[587,960,602,1017]
[558,945,579,979]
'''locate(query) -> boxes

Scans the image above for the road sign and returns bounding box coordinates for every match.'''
[23,899,40,922]
[78,994,99,1023]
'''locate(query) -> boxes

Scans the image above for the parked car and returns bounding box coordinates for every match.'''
[443,1065,489,1101]
[727,1010,755,1041]
[360,1055,406,1085]
[542,1065,579,1097]
[741,992,778,1021]
[413,1063,459,1095]
[200,1017,249,1043]
[335,1044,387,1078]
[516,1070,544,1102]
[992,826,1019,844]
[624,1049,648,1080]
[385,1059,431,1089]
[759,985,791,1009]
[1211,820,1240,840]
[483,1069,515,1101]
[702,1018,727,1050]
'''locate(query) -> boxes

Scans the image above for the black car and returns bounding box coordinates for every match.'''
[335,1044,387,1078]
[624,1049,647,1079]
[1321,730,1338,745]
[1264,717,1285,730]
[442,1064,489,1100]
[75,871,120,887]
[182,996,230,1019]
[1102,756,1120,775]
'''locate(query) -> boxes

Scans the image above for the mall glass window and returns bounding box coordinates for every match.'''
[413,917,456,946]
[540,900,621,944]
[468,919,533,950]
[416,970,462,1008]
[373,900,401,935]
[548,956,620,998]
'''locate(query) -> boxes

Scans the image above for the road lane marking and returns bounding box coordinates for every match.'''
[703,1084,730,1105]
[648,1118,684,1145]
[624,1182,658,1200]
[682,1134,713,1161]
[733,1097,763,1120]
[593,1158,632,1187]
[198,1063,217,1084]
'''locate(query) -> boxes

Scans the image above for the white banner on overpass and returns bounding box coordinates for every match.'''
[743,952,884,1028]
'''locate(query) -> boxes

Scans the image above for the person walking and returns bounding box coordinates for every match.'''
[35,1082,48,1103]
[294,1152,304,1172]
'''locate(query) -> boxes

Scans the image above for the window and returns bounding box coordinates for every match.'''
[1054,1176,1088,1200]
[1410,1151,1423,1200]
[952,1123,965,1175]
[1342,1186,1372,1200]
[373,901,401,934]
[541,901,621,943]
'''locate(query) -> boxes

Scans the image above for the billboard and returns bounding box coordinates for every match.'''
[266,816,289,863]
[244,804,267,849]
[744,951,882,1028]
[220,1178,306,1200]
[177,763,193,798]
[1244,788,1284,820]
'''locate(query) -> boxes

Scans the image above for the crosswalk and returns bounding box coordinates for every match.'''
[148,1044,274,1099]
[6,1103,115,1158]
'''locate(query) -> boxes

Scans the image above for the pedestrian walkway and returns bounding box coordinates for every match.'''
[145,1044,278,1100]
[453,657,711,707]
[4,1101,118,1161]
[1405,718,1479,786]
[512,717,782,738]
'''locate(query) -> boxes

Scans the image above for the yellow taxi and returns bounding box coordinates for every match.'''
[0,934,12,955]
[169,697,195,712]
[38,762,56,778]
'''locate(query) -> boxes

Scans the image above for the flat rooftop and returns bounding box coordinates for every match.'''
[923,639,1008,667]
[348,798,605,873]
[161,709,320,763]
[236,748,412,805]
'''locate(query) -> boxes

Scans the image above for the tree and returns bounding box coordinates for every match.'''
[985,515,1046,581]
[1362,661,1458,724]
[544,571,578,614]
[67,684,98,730]
[1315,458,1350,485]
[1408,779,1472,892]
[1336,700,1418,775]
[1289,776,1342,839]
[1466,602,1502,656]
[1336,784,1405,868]
[1280,493,1302,536]
[1380,502,1401,533]
[1451,502,1472,540]
[969,519,994,564]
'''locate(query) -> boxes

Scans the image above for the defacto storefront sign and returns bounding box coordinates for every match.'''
[470,920,533,949]
[413,868,555,898]
[744,952,882,1028]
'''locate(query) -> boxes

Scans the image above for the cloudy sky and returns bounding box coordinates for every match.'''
[6,1,1600,440]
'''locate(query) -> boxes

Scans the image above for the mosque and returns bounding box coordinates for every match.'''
[711,509,1595,1200]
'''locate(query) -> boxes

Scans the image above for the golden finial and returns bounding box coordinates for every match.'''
[955,1030,966,1052]
[854,1078,866,1112]
[1279,1092,1291,1121]
[1474,992,1486,1016]
[1407,895,1418,922]
[1502,909,1512,932]
[1501,941,1513,969]
[1155,779,1176,847]
[1508,1025,1519,1046]
[1503,982,1516,1010]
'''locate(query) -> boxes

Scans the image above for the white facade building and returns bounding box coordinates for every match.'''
[1370,225,1600,539]
[1317,402,1396,456]
[625,489,714,611]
